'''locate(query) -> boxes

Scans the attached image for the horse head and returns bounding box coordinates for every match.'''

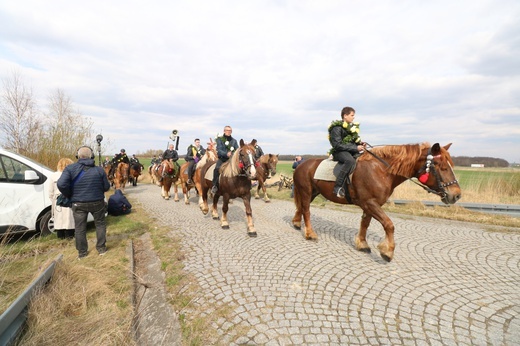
[266,154,279,178]
[236,139,258,180]
[206,137,218,161]
[414,143,461,205]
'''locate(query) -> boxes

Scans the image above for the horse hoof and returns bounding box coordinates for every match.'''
[264,200,270,203]
[255,196,260,199]
[248,231,257,237]
[359,248,371,254]
[381,253,392,262]
[212,216,219,220]
[222,225,229,229]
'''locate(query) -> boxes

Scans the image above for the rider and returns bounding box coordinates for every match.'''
[109,149,130,179]
[211,125,238,194]
[252,139,264,161]
[130,154,144,172]
[185,138,206,185]
[158,143,179,182]
[328,106,366,198]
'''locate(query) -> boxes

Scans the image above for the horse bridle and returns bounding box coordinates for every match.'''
[413,148,459,199]
[237,149,259,177]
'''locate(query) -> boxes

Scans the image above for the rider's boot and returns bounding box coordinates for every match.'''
[333,164,350,198]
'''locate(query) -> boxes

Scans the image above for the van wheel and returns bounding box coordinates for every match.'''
[38,210,53,236]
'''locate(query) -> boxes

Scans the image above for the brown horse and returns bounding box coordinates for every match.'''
[153,160,180,201]
[200,139,260,236]
[114,162,129,193]
[179,139,218,205]
[292,142,461,262]
[129,162,142,186]
[254,154,279,202]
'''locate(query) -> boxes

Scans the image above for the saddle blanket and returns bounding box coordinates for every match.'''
[204,163,216,181]
[313,158,357,182]
[313,159,339,181]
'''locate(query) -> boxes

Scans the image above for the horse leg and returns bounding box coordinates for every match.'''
[242,195,256,237]
[355,212,372,253]
[182,183,190,205]
[262,183,270,203]
[254,180,261,199]
[292,181,318,240]
[211,192,220,220]
[220,196,229,229]
[200,186,209,215]
[363,204,395,261]
[173,183,180,202]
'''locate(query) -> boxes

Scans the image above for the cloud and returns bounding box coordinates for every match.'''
[1,0,519,162]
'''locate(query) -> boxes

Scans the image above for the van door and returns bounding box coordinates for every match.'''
[0,154,48,233]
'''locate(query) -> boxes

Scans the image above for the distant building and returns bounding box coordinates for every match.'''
[471,164,485,168]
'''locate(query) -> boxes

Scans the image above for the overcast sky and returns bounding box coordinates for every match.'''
[1,1,519,162]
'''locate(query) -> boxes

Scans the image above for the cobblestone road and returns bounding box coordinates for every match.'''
[128,184,520,345]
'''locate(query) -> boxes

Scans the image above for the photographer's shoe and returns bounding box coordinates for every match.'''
[333,186,345,198]
[187,179,193,185]
[211,185,218,194]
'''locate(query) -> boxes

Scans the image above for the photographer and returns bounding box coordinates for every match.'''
[292,155,304,170]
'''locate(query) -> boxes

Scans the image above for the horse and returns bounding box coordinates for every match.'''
[129,162,143,186]
[292,142,461,262]
[179,139,218,205]
[104,163,113,186]
[113,162,129,193]
[254,154,279,202]
[199,139,260,236]
[153,160,181,201]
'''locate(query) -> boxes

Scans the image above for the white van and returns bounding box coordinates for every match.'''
[0,148,56,236]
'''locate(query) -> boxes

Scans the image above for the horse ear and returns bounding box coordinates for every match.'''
[240,139,245,147]
[431,143,441,155]
[443,143,452,151]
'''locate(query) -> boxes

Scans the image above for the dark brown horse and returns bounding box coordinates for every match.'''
[292,142,461,262]
[199,139,260,236]
[254,154,279,202]
[129,162,142,186]
[153,160,180,201]
[179,139,217,205]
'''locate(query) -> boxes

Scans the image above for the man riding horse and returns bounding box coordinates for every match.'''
[108,148,130,180]
[185,138,206,185]
[158,144,179,182]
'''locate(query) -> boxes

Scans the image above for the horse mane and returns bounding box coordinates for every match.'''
[358,142,430,176]
[221,143,256,178]
[221,148,242,178]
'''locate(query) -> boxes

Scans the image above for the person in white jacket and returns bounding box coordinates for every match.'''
[49,158,75,239]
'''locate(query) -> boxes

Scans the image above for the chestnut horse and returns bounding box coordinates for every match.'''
[114,162,129,193]
[179,139,217,205]
[254,154,279,202]
[199,139,260,236]
[153,160,180,201]
[292,143,461,262]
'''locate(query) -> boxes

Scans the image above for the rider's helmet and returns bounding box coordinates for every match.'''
[121,149,126,153]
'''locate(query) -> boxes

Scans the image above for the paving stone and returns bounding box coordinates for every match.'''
[129,184,520,345]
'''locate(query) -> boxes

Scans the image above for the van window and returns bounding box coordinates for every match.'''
[0,155,33,183]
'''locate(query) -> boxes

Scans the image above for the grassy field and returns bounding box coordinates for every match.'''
[1,158,518,345]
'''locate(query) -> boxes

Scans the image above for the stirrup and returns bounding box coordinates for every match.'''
[334,186,345,198]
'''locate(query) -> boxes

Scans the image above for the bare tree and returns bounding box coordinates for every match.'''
[0,70,41,154]
[39,88,94,166]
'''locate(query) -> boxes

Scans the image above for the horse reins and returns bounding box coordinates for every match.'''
[364,143,458,199]
[411,148,459,198]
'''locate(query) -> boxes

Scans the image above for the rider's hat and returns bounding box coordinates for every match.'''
[121,149,126,153]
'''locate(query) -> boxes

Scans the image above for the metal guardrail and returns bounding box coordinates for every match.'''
[0,254,63,345]
[390,200,520,218]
